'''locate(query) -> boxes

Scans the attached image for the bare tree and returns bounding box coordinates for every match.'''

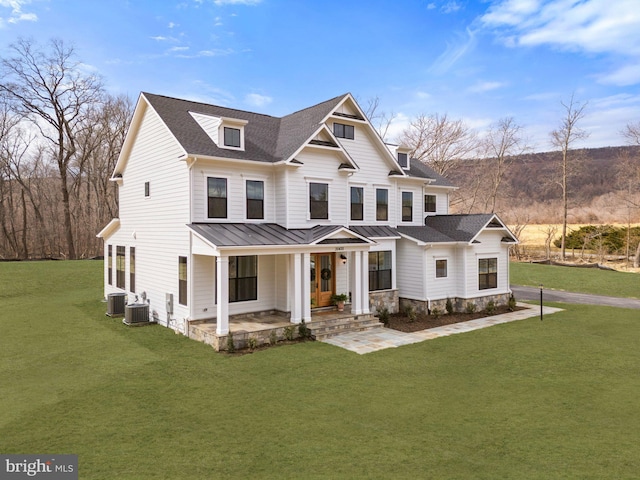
[550,94,588,260]
[361,95,397,142]
[398,113,477,176]
[0,38,104,259]
[481,117,529,213]
[620,124,640,267]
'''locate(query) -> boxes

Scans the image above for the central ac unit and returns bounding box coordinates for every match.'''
[124,304,150,324]
[107,292,126,316]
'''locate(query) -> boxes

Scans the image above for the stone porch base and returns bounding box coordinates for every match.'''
[399,292,512,316]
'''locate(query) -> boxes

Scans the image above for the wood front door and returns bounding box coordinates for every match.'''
[310,253,335,308]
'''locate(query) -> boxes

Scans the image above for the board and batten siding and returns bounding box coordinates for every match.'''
[105,103,191,331]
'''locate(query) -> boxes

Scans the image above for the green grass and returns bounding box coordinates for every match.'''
[2,261,640,479]
[511,261,640,299]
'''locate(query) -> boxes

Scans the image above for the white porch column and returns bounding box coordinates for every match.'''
[353,251,363,314]
[291,253,302,324]
[216,255,229,335]
[302,252,312,322]
[360,251,370,314]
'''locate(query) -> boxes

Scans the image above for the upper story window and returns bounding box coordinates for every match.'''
[224,127,241,148]
[208,177,227,219]
[333,123,354,140]
[350,186,363,221]
[376,188,388,221]
[425,194,436,213]
[402,192,413,222]
[310,183,329,219]
[246,180,264,220]
[398,152,408,169]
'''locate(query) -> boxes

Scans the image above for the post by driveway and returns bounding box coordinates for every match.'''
[511,285,640,310]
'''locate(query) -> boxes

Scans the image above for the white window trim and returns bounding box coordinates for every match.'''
[348,183,366,223]
[374,185,391,223]
[401,190,413,223]
[243,177,266,222]
[434,257,448,279]
[205,175,231,221]
[218,117,248,151]
[305,177,333,221]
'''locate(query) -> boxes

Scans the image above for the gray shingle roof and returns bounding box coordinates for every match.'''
[405,159,455,187]
[143,92,346,164]
[398,214,498,243]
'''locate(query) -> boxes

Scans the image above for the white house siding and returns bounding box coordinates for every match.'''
[274,254,290,312]
[192,254,215,321]
[191,163,275,223]
[336,127,399,226]
[425,246,457,300]
[286,149,349,228]
[463,231,510,298]
[105,104,191,332]
[396,238,425,300]
[274,168,288,227]
[396,183,425,226]
[423,187,450,217]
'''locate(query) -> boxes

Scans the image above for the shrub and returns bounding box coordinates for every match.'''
[486,300,496,315]
[226,332,235,353]
[508,293,517,312]
[465,302,477,314]
[431,307,442,319]
[269,330,277,346]
[283,326,295,341]
[298,319,311,339]
[247,336,258,351]
[404,304,417,322]
[377,307,390,327]
[445,297,454,315]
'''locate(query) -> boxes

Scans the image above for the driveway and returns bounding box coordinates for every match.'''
[511,285,640,310]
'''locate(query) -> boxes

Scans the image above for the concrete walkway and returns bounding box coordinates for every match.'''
[320,303,563,354]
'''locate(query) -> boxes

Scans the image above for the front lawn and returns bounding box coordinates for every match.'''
[2,260,640,479]
[511,261,640,299]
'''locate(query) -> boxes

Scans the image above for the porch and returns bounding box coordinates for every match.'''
[188,308,381,351]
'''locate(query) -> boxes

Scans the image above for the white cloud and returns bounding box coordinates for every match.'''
[214,16,223,26]
[415,91,432,100]
[467,81,508,93]
[245,93,272,107]
[441,1,462,14]
[168,22,177,28]
[429,27,477,74]
[169,46,189,52]
[481,0,640,56]
[597,64,640,87]
[384,112,411,143]
[0,0,37,26]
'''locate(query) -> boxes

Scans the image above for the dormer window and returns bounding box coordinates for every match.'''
[224,127,241,148]
[398,152,408,169]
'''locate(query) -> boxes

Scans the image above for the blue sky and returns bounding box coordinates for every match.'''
[2,0,640,152]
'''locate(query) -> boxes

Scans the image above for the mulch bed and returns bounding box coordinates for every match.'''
[386,305,525,333]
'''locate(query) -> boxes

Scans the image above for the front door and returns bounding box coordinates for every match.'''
[310,253,335,307]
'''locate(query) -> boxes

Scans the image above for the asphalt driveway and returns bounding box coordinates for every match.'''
[511,285,640,310]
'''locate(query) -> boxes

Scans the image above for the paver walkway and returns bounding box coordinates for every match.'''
[320,303,563,354]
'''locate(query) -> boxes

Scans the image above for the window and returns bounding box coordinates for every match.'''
[246,180,264,220]
[369,251,392,291]
[350,186,363,221]
[402,192,413,222]
[376,188,388,221]
[230,256,257,302]
[130,247,136,293]
[436,259,447,278]
[479,258,497,290]
[310,182,329,219]
[107,245,113,286]
[116,246,125,289]
[207,177,227,218]
[425,194,436,213]
[144,182,150,197]
[333,123,354,139]
[223,127,241,148]
[398,152,408,168]
[179,256,187,306]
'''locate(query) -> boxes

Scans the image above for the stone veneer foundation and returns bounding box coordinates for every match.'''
[399,292,512,316]
[369,289,399,315]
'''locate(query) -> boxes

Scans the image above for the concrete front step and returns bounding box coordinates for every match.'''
[308,315,383,340]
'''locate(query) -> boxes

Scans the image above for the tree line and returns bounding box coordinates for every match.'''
[1,38,639,264]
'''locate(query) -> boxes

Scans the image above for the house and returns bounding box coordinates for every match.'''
[97,92,517,346]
